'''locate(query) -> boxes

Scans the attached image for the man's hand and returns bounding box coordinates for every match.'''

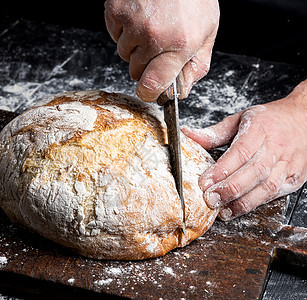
[182,80,307,221]
[104,0,219,102]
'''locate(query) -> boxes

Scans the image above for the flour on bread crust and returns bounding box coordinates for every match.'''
[0,90,218,260]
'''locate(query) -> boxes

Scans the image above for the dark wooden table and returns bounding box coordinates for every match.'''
[0,16,306,299]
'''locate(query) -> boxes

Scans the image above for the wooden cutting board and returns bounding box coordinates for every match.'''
[0,109,306,299]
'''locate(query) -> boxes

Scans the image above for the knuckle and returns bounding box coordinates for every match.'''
[286,172,304,190]
[281,158,291,171]
[144,19,169,42]
[243,105,265,117]
[212,166,229,182]
[168,25,190,49]
[252,162,270,181]
[263,177,280,195]
[144,21,159,39]
[226,181,242,200]
[236,143,253,165]
[237,199,252,215]
[105,0,121,18]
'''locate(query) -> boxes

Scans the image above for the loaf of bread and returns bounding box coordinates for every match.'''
[0,90,218,260]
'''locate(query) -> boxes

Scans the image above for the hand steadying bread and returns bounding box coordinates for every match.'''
[0,91,218,260]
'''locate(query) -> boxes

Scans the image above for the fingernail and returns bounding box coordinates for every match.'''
[136,86,156,102]
[180,125,191,133]
[136,79,161,102]
[219,207,233,221]
[204,192,221,209]
[182,126,201,137]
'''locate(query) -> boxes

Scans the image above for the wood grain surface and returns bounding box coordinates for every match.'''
[0,184,298,299]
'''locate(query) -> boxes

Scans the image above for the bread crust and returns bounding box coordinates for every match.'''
[0,90,218,260]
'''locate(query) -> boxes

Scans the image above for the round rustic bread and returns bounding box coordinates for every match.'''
[0,90,218,260]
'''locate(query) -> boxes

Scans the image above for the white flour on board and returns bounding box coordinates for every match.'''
[0,58,252,133]
[0,256,7,268]
[0,59,137,113]
[180,75,252,128]
[90,254,205,294]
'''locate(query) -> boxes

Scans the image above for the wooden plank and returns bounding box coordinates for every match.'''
[263,184,307,300]
[264,270,307,300]
[263,250,307,300]
[290,185,307,227]
[0,180,298,299]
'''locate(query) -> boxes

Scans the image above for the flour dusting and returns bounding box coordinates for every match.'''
[0,256,7,268]
[180,76,253,129]
[163,266,177,277]
[0,60,137,113]
[95,278,113,286]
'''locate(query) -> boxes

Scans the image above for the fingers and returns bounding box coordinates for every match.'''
[116,28,137,62]
[181,113,242,150]
[128,40,164,82]
[204,144,276,209]
[117,30,190,101]
[195,91,307,221]
[136,52,186,102]
[135,36,217,102]
[218,160,290,221]
[199,110,266,191]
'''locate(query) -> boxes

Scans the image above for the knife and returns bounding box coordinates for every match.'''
[157,71,186,234]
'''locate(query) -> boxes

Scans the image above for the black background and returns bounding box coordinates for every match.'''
[1,0,307,66]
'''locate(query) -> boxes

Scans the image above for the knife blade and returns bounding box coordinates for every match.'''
[158,72,186,234]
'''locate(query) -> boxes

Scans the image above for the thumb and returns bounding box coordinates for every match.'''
[181,113,243,150]
[136,52,185,102]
